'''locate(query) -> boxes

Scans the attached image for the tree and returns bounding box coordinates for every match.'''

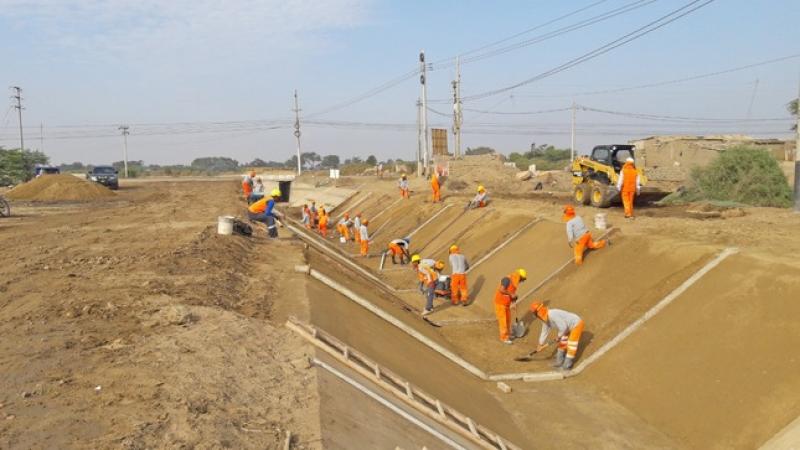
[465,146,495,156]
[246,158,269,167]
[0,147,49,185]
[366,155,377,165]
[320,154,340,168]
[59,161,86,172]
[190,157,239,172]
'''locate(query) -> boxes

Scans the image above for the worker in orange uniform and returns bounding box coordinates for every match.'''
[248,188,283,238]
[399,174,410,199]
[309,201,318,227]
[386,237,411,264]
[337,213,352,242]
[507,268,527,296]
[448,245,470,306]
[318,207,329,238]
[616,157,641,219]
[358,219,370,256]
[411,254,437,315]
[493,276,516,344]
[430,170,441,203]
[530,301,585,370]
[563,204,607,265]
[468,185,489,209]
[241,170,255,202]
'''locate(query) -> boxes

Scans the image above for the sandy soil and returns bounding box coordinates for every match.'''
[0,181,321,449]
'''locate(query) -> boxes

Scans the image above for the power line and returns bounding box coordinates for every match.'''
[432,0,658,70]
[463,0,716,102]
[304,69,420,118]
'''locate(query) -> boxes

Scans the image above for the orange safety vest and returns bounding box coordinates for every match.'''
[620,162,638,193]
[494,283,512,307]
[507,272,522,296]
[242,178,252,195]
[248,197,268,214]
[417,265,436,285]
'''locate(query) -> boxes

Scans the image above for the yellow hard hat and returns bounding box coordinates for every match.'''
[477,185,485,192]
[449,244,459,253]
[411,254,421,263]
[434,260,445,270]
[270,188,281,197]
[518,268,527,279]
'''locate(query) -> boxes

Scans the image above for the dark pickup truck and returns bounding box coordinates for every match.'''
[86,166,119,190]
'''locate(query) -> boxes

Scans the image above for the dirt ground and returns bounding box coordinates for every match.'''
[2,172,800,449]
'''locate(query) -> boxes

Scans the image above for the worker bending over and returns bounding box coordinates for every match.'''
[318,207,329,238]
[337,213,352,242]
[616,157,641,219]
[468,185,489,209]
[563,205,607,265]
[358,219,370,256]
[386,237,411,264]
[399,174,410,199]
[493,277,516,344]
[530,302,584,370]
[248,188,283,238]
[431,170,441,203]
[411,254,437,316]
[448,245,469,306]
[241,170,255,202]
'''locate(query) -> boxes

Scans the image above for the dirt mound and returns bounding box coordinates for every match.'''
[447,154,527,195]
[6,174,115,202]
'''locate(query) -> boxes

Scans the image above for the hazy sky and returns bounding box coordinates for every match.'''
[1,0,798,165]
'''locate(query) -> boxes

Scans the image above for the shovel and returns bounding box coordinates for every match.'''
[511,303,526,339]
[514,340,555,362]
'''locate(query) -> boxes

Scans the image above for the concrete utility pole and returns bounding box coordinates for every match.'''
[416,98,422,177]
[10,86,24,151]
[794,76,800,212]
[40,122,44,152]
[570,101,577,161]
[452,56,462,159]
[118,125,129,178]
[419,51,430,175]
[293,90,303,175]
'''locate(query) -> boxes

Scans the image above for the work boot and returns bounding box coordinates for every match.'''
[503,339,513,345]
[422,309,433,316]
[561,357,575,371]
[551,349,565,368]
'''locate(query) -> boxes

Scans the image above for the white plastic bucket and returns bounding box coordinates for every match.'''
[339,236,346,244]
[218,216,234,235]
[594,213,608,230]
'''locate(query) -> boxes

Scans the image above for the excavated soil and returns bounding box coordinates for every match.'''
[6,174,116,202]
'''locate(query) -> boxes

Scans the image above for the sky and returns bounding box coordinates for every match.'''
[1,0,798,165]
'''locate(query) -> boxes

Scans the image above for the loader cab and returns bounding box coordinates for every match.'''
[590,145,635,172]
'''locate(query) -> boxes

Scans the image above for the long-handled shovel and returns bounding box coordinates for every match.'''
[514,340,555,362]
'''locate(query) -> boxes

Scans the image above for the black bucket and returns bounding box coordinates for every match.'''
[278,180,292,203]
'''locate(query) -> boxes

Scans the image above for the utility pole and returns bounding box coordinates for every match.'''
[452,56,462,159]
[570,101,577,161]
[416,98,422,177]
[293,90,303,175]
[118,125,129,178]
[40,122,44,152]
[10,86,24,151]
[419,51,430,175]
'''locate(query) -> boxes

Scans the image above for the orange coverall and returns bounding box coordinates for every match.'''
[617,162,640,218]
[494,279,513,342]
[337,220,350,241]
[431,173,441,203]
[241,178,252,200]
[574,233,605,265]
[318,211,328,237]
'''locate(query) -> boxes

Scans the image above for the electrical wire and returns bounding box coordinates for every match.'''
[463,0,716,101]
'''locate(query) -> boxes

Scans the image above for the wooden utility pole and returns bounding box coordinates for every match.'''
[420,51,429,175]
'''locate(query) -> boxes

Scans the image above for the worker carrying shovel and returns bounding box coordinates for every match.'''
[529,301,585,371]
[385,237,411,264]
[467,185,489,209]
[248,188,284,238]
[563,204,607,265]
[493,269,527,344]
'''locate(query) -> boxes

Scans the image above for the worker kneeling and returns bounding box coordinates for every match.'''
[468,185,489,209]
[248,188,283,238]
[530,302,584,370]
[386,237,411,264]
[563,204,607,265]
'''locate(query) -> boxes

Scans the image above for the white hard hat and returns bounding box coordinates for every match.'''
[625,157,634,163]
